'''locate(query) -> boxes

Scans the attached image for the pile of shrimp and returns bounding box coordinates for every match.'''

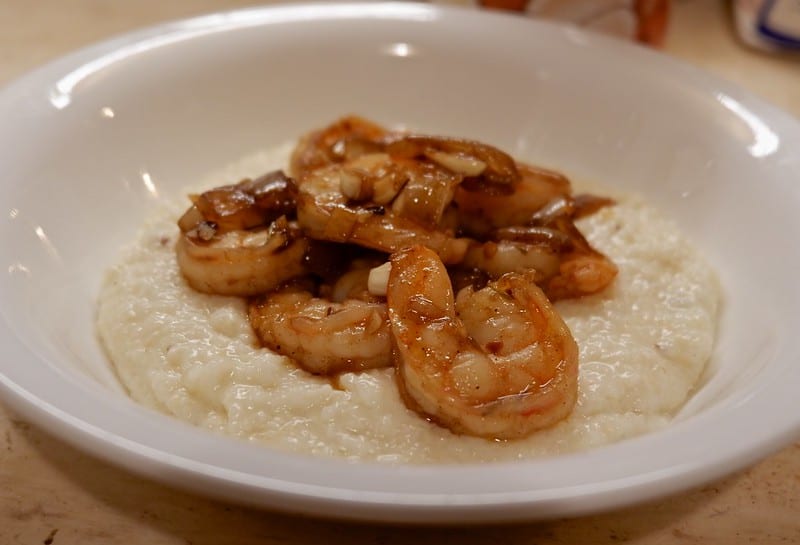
[175,116,618,440]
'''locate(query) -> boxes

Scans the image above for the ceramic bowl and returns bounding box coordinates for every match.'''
[1,2,799,524]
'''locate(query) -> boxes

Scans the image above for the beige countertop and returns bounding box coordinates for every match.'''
[1,0,799,543]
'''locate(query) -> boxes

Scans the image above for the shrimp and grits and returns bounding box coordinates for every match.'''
[96,117,720,462]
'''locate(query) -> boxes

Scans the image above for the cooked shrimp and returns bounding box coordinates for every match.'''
[527,196,618,300]
[458,191,617,299]
[249,282,392,375]
[337,153,410,205]
[176,171,309,295]
[178,170,298,233]
[454,163,572,237]
[386,245,579,439]
[462,239,561,284]
[289,115,389,179]
[334,152,462,229]
[176,217,310,296]
[461,227,617,301]
[324,257,386,303]
[296,161,470,264]
[385,135,520,186]
[547,253,618,301]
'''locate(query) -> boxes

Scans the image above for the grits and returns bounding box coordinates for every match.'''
[96,145,720,463]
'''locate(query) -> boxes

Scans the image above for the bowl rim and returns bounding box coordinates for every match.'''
[1,1,800,524]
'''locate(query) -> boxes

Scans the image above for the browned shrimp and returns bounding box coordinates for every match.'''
[526,196,618,300]
[296,158,470,264]
[385,134,521,186]
[176,218,309,296]
[386,245,579,439]
[289,115,388,179]
[249,281,392,375]
[176,171,310,296]
[454,163,572,238]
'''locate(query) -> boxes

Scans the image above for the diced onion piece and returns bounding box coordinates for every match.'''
[340,170,365,200]
[372,174,407,204]
[425,150,487,177]
[368,262,392,296]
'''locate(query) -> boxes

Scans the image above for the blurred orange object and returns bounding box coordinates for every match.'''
[477,0,670,46]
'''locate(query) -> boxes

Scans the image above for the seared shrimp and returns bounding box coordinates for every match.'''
[176,171,310,295]
[289,115,388,179]
[324,257,387,303]
[335,151,460,229]
[527,196,618,300]
[176,216,309,296]
[249,282,392,375]
[178,170,298,233]
[458,190,617,300]
[386,245,579,439]
[385,135,520,186]
[454,163,572,237]
[462,239,561,284]
[296,160,470,264]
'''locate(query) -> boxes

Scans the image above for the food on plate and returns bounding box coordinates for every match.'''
[175,171,309,296]
[249,280,392,375]
[387,245,578,440]
[182,116,613,438]
[96,117,720,462]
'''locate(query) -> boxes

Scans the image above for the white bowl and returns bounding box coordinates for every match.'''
[1,2,799,524]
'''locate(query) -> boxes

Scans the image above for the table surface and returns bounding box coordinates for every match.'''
[1,1,799,543]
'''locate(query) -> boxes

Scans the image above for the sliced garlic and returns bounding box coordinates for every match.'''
[368,262,392,296]
[340,169,366,201]
[425,150,487,177]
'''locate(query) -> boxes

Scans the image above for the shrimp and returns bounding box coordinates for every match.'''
[289,115,389,179]
[178,170,298,232]
[327,151,463,229]
[289,118,520,186]
[248,281,392,375]
[176,171,310,295]
[462,239,562,284]
[296,159,470,264]
[459,222,616,301]
[454,163,572,237]
[386,245,579,439]
[176,216,310,296]
[458,190,617,299]
[527,196,618,300]
[323,256,386,303]
[385,134,520,186]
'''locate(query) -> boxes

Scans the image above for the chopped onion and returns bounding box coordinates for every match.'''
[368,262,392,296]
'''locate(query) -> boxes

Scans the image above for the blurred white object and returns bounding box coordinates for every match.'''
[528,0,638,37]
[476,0,669,45]
[733,0,800,52]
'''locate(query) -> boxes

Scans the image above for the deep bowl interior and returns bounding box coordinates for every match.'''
[1,3,799,523]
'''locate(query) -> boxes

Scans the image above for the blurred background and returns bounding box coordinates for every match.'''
[1,1,798,115]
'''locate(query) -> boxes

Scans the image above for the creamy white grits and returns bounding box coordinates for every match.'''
[96,145,721,463]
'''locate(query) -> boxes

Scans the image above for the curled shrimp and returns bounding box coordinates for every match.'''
[296,159,470,264]
[454,163,572,238]
[526,196,618,300]
[457,191,617,300]
[334,152,460,228]
[176,171,310,296]
[386,245,579,439]
[248,281,392,375]
[322,256,387,303]
[176,218,309,296]
[289,115,388,179]
[462,239,562,284]
[385,134,520,186]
